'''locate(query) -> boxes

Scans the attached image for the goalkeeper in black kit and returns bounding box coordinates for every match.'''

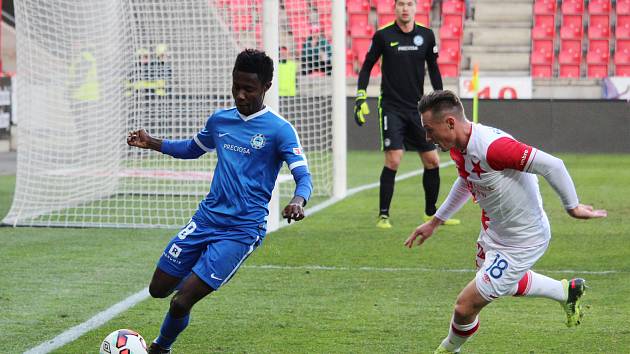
[354,0,459,229]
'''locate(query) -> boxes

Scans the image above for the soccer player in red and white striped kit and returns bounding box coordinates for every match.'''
[405,90,607,353]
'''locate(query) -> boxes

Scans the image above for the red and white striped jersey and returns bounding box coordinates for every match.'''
[450,123,550,247]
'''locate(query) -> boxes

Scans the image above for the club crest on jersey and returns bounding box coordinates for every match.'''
[413,35,424,46]
[250,134,266,149]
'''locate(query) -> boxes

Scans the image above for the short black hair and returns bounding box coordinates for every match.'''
[233,48,274,85]
[417,90,464,121]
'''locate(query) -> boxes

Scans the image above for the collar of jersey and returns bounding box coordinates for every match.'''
[237,106,269,121]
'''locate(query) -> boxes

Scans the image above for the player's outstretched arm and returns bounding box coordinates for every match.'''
[282,196,306,224]
[567,203,607,219]
[404,217,441,248]
[127,129,162,151]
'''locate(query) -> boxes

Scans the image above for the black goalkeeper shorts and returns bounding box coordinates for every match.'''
[378,108,436,152]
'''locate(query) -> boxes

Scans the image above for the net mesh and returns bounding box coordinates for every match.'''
[5,0,334,228]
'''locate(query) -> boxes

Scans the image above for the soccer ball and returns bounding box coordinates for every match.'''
[100,329,148,354]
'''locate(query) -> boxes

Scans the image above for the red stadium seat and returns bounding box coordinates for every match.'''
[588,0,611,15]
[586,40,610,77]
[378,13,397,27]
[438,39,462,67]
[559,39,582,77]
[534,0,556,15]
[417,0,432,15]
[348,12,370,33]
[561,0,584,15]
[346,49,357,77]
[313,0,332,15]
[375,0,394,14]
[443,14,464,28]
[617,16,630,39]
[618,0,630,16]
[531,64,553,77]
[614,39,630,73]
[560,15,583,40]
[347,0,370,13]
[532,15,556,40]
[531,40,554,65]
[588,15,610,39]
[442,0,465,15]
[371,62,382,77]
[352,37,372,63]
[417,13,430,27]
[350,22,375,37]
[440,22,463,39]
[438,63,460,77]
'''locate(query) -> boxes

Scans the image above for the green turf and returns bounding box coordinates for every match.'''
[1,153,628,353]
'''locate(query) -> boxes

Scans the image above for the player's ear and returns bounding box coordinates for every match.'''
[263,81,272,92]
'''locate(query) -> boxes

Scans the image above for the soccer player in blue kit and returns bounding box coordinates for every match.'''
[127,49,313,353]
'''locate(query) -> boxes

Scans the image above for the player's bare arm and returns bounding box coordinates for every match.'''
[404,217,442,248]
[127,129,162,151]
[282,196,306,223]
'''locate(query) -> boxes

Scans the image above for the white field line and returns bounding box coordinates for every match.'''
[25,161,623,353]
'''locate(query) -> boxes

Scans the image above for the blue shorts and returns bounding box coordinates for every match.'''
[157,218,264,290]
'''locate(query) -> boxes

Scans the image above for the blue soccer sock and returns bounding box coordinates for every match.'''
[154,311,190,349]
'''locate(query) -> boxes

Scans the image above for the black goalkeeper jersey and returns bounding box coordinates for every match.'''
[357,22,443,112]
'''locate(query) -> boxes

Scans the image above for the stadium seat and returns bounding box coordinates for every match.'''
[442,0,465,15]
[560,15,584,40]
[438,63,460,77]
[531,39,554,65]
[443,14,464,28]
[350,22,375,38]
[618,0,630,16]
[587,0,611,15]
[532,15,556,40]
[347,0,370,13]
[588,14,610,39]
[440,22,463,39]
[617,16,630,39]
[352,37,372,63]
[534,0,556,15]
[438,38,461,76]
[375,0,394,14]
[586,40,610,77]
[313,0,332,15]
[378,13,397,27]
[614,39,630,76]
[371,62,382,77]
[531,64,553,78]
[349,11,370,29]
[559,40,582,77]
[561,0,584,15]
[417,0,432,15]
[417,13,430,27]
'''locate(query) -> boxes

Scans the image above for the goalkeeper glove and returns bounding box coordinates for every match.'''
[354,89,370,126]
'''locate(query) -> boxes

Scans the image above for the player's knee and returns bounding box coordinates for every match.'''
[169,294,192,317]
[149,283,174,299]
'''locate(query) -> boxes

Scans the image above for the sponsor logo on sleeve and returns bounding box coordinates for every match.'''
[292,147,303,155]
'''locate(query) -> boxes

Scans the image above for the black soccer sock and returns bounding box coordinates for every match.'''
[423,167,440,216]
[379,166,397,216]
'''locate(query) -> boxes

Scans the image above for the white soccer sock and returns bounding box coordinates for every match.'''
[440,316,479,352]
[512,270,567,302]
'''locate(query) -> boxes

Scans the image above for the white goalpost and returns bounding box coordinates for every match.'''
[4,0,346,230]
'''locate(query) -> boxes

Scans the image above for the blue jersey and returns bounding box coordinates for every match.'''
[164,106,311,228]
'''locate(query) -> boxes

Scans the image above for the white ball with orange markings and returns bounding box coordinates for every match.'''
[99,329,147,354]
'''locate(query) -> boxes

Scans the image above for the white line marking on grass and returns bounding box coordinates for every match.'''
[24,288,149,354]
[243,264,627,275]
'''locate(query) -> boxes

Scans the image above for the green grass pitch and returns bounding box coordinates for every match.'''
[0,152,628,353]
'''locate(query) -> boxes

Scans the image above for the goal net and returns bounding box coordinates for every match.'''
[4,0,344,228]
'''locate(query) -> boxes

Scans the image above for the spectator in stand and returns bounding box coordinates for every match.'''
[300,25,332,75]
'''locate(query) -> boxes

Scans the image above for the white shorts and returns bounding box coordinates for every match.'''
[474,235,549,302]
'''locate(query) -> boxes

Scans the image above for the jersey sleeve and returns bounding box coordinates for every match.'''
[276,122,308,172]
[193,113,216,153]
[486,137,536,171]
[425,30,443,90]
[357,31,384,90]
